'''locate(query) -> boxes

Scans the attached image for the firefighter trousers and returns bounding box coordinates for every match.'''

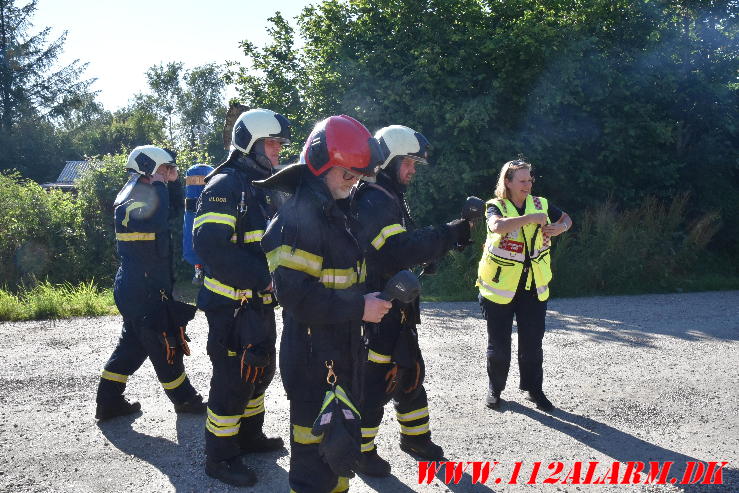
[360,357,431,456]
[288,398,351,493]
[96,317,198,407]
[204,306,276,462]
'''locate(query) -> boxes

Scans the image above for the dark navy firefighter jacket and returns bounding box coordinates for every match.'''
[193,156,276,312]
[261,165,367,401]
[113,177,172,320]
[350,171,463,356]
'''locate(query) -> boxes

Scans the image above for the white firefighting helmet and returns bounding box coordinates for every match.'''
[374,125,430,170]
[231,108,291,154]
[126,145,176,176]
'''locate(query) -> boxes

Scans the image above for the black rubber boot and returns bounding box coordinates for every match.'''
[485,390,502,410]
[205,454,257,487]
[399,434,444,460]
[355,449,391,477]
[95,398,141,421]
[174,393,207,414]
[525,390,554,412]
[239,411,284,453]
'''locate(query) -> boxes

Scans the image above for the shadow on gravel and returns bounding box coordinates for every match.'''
[97,413,289,491]
[507,402,737,492]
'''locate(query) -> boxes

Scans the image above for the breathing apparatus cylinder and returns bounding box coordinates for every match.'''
[183,164,214,284]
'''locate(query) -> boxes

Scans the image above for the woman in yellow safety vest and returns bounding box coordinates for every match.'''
[477,158,572,412]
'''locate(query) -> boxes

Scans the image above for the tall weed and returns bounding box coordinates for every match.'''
[0,281,116,321]
[423,194,731,300]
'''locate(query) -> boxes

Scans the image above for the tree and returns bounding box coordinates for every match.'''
[231,0,738,253]
[145,62,183,143]
[178,63,226,157]
[0,0,94,180]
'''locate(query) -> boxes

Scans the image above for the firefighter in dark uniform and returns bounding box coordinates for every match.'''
[259,115,392,493]
[95,145,205,420]
[477,158,572,412]
[192,109,291,487]
[350,125,472,476]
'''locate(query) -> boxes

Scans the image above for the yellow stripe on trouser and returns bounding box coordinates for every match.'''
[206,407,241,437]
[396,406,429,422]
[361,425,379,452]
[400,422,430,436]
[289,477,349,493]
[292,424,322,444]
[331,476,350,492]
[242,394,265,418]
[101,370,129,383]
[161,372,186,390]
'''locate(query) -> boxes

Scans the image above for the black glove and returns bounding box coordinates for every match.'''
[240,344,270,383]
[446,218,472,251]
[312,385,362,477]
[421,262,438,276]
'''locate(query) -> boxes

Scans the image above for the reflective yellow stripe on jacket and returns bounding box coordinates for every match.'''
[116,232,155,241]
[203,276,273,303]
[193,212,237,230]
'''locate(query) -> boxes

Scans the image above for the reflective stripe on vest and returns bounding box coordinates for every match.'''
[477,195,552,304]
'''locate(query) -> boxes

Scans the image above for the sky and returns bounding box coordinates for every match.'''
[31,0,312,111]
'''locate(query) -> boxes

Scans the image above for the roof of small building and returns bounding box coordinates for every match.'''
[56,160,92,183]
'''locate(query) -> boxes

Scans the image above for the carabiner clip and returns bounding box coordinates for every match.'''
[325,360,337,385]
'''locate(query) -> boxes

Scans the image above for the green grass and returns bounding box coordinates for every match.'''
[0,280,117,321]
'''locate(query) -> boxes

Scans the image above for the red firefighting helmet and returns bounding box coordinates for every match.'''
[302,115,382,177]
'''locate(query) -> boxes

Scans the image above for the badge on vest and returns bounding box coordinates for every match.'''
[500,237,524,254]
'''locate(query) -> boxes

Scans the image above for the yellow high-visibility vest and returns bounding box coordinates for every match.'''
[476,195,552,304]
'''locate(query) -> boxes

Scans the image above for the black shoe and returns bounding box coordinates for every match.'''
[399,435,444,460]
[239,432,284,453]
[526,390,554,412]
[95,399,141,421]
[485,390,502,410]
[355,449,391,477]
[205,455,257,487]
[174,394,207,414]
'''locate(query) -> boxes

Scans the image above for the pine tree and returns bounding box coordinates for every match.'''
[0,0,93,179]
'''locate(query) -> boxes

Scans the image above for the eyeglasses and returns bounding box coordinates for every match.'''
[342,168,362,181]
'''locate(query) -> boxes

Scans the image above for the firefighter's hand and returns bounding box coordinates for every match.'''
[528,213,549,226]
[240,345,269,384]
[363,292,392,323]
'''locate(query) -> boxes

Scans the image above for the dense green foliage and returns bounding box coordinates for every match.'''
[423,194,738,300]
[0,0,736,308]
[235,0,738,255]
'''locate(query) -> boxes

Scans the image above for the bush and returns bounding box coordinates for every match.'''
[422,194,734,300]
[0,171,88,286]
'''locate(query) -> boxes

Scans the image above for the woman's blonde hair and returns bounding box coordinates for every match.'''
[494,158,533,200]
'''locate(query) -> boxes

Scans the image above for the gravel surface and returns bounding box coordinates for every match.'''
[1,291,737,493]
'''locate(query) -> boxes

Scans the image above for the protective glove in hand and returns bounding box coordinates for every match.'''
[446,218,472,251]
[240,344,270,383]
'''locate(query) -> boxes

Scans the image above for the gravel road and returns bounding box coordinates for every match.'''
[1,291,737,493]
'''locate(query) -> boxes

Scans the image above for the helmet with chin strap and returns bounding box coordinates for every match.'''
[231,108,291,154]
[126,145,177,176]
[302,115,382,177]
[374,125,429,170]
